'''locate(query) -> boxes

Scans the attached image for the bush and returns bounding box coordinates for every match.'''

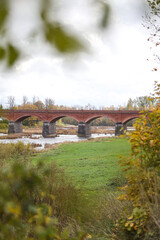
[103,82,160,240]
[113,82,160,239]
[0,123,8,129]
[0,142,96,239]
[0,142,33,162]
[0,162,83,240]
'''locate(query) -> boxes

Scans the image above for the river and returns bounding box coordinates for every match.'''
[0,133,114,150]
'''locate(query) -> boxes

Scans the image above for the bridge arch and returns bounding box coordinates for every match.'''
[14,114,45,122]
[49,115,79,123]
[123,116,139,125]
[43,115,79,137]
[8,114,44,135]
[84,116,115,136]
[85,114,117,124]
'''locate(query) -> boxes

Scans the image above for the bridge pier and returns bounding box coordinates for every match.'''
[8,120,23,134]
[78,122,91,138]
[115,122,127,136]
[42,121,56,138]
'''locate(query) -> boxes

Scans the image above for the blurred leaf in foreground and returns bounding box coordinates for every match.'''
[100,2,110,28]
[7,44,20,67]
[0,0,9,32]
[44,23,85,53]
[0,46,6,60]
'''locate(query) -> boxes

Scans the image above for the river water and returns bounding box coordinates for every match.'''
[0,133,114,149]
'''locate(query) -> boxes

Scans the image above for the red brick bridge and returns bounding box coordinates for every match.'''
[0,109,142,137]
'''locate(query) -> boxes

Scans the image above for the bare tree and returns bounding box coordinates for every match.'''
[144,0,160,64]
[32,96,37,105]
[45,98,55,109]
[8,96,15,109]
[22,96,28,106]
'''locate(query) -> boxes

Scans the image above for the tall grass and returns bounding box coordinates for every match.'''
[0,142,103,238]
[0,142,33,162]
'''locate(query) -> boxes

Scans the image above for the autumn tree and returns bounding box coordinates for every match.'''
[34,100,45,110]
[113,81,160,240]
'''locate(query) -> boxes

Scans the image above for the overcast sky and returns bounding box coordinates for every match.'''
[0,0,159,108]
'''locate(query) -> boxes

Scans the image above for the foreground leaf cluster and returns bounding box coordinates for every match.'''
[0,143,92,240]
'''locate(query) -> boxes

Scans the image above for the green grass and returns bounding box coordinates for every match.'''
[32,137,130,194]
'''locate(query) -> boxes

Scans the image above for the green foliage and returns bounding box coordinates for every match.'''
[6,43,20,67]
[0,43,20,67]
[0,46,5,60]
[0,0,20,67]
[0,0,9,32]
[100,2,110,28]
[44,22,84,54]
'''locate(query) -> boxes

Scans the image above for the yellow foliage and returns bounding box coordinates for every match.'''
[116,82,160,239]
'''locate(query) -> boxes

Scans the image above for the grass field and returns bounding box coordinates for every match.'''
[33,137,131,195]
[0,137,131,239]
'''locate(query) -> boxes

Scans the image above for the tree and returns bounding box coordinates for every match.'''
[136,96,151,110]
[32,96,37,105]
[145,0,160,63]
[34,100,45,110]
[126,98,134,110]
[7,96,15,109]
[45,98,55,110]
[125,96,156,110]
[22,96,28,106]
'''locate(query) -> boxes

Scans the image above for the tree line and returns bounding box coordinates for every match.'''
[1,94,158,111]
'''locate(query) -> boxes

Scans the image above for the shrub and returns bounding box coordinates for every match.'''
[0,142,33,162]
[0,159,92,240]
[106,82,160,240]
[0,142,96,239]
[0,123,8,129]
